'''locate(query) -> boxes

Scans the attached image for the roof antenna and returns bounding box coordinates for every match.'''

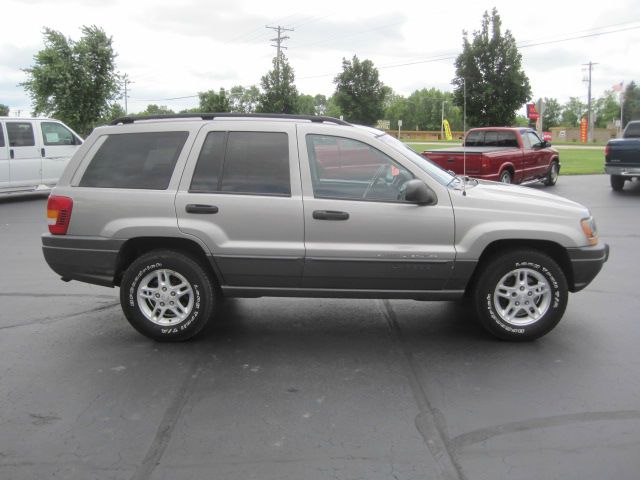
[462,77,467,197]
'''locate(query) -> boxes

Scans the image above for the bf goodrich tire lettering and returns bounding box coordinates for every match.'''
[473,250,568,341]
[120,250,214,341]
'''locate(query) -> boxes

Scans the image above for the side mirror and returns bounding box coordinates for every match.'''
[404,179,437,205]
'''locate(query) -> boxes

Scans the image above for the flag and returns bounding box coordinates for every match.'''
[612,82,624,92]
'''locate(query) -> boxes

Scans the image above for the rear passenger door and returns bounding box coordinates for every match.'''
[175,122,304,288]
[6,121,41,188]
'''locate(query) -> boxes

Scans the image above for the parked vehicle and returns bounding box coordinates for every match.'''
[42,114,607,342]
[422,127,560,186]
[605,120,640,191]
[0,117,82,195]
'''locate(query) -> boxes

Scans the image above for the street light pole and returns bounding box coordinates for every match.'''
[441,100,445,140]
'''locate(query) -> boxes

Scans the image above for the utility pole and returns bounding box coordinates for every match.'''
[266,25,294,73]
[582,61,597,143]
[122,74,133,115]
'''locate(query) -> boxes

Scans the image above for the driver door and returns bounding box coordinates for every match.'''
[297,125,456,291]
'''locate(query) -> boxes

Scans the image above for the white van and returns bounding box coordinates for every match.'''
[0,117,83,195]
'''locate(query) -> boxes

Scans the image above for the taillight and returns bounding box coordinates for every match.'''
[605,144,610,157]
[47,195,73,235]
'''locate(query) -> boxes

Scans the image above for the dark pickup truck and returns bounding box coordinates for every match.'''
[605,120,640,191]
[422,127,560,186]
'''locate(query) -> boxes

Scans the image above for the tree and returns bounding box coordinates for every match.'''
[21,26,120,136]
[229,85,260,113]
[314,94,327,115]
[333,55,388,125]
[541,98,561,129]
[257,52,298,114]
[325,94,342,118]
[296,94,316,115]
[594,91,620,128]
[198,88,230,112]
[0,104,9,116]
[452,8,531,127]
[560,97,585,127]
[137,104,175,116]
[622,81,640,128]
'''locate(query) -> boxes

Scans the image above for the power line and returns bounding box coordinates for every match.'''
[297,23,640,80]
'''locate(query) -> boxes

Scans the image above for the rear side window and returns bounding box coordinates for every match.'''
[190,131,290,196]
[42,122,80,146]
[6,122,35,147]
[0,126,4,147]
[79,131,188,189]
[624,123,640,138]
[465,131,483,146]
[497,131,518,147]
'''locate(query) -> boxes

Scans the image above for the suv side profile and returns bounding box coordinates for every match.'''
[42,114,608,342]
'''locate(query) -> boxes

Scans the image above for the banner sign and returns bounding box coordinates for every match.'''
[543,131,552,141]
[443,119,453,141]
[580,117,588,143]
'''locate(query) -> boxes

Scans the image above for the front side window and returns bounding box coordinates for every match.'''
[190,131,290,196]
[525,131,542,149]
[79,131,188,189]
[6,122,35,147]
[42,122,79,146]
[306,134,414,202]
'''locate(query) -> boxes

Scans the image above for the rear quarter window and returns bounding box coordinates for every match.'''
[79,131,188,189]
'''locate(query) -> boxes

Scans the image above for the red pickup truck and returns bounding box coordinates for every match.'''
[422,127,560,186]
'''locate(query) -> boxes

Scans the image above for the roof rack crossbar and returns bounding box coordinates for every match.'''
[110,113,351,126]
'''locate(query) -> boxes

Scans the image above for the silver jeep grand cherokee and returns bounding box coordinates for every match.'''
[42,114,608,342]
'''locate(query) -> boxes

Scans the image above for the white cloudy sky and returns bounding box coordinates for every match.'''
[1,0,639,116]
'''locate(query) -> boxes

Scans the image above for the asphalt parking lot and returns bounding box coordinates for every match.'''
[1,174,639,480]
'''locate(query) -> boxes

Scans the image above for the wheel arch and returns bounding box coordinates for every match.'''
[464,239,575,295]
[114,236,222,287]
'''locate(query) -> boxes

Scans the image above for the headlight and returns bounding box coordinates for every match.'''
[581,216,598,246]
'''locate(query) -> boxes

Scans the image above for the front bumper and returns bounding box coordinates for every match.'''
[605,165,640,177]
[42,234,125,287]
[567,243,609,292]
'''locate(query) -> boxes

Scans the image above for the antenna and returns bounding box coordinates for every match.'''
[462,77,467,197]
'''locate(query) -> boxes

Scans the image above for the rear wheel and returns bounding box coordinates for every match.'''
[472,249,568,341]
[120,249,215,341]
[544,161,559,186]
[610,175,625,191]
[499,170,513,184]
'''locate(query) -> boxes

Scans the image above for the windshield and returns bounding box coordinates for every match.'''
[376,133,454,186]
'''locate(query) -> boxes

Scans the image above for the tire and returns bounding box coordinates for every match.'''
[499,170,512,184]
[119,249,215,341]
[544,161,559,186]
[472,249,568,341]
[610,175,625,192]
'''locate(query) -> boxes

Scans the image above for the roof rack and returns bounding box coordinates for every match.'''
[110,113,351,126]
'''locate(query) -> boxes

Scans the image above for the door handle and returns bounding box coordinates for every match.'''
[41,148,45,157]
[9,149,14,159]
[185,204,219,214]
[312,210,349,221]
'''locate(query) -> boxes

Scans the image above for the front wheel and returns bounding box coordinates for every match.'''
[120,250,215,341]
[544,161,559,186]
[610,175,625,191]
[472,250,568,341]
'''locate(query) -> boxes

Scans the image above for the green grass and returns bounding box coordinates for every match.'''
[558,148,605,175]
[406,144,605,175]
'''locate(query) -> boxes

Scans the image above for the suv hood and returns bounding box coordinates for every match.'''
[450,180,590,218]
